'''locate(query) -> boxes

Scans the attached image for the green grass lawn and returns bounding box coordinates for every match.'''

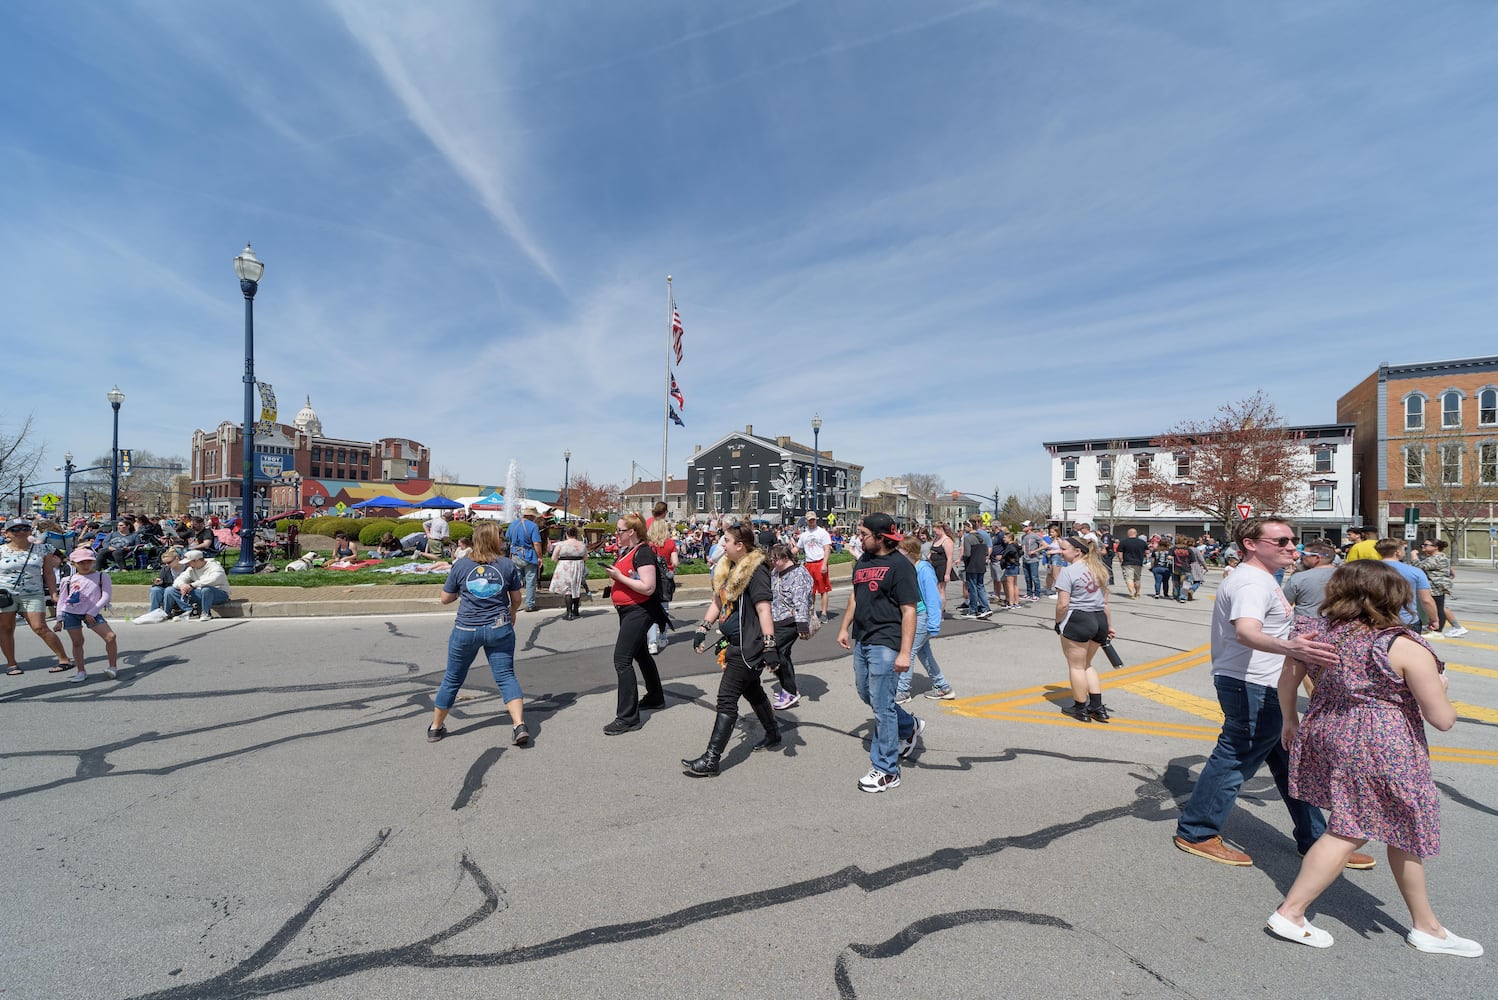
[108,548,855,588]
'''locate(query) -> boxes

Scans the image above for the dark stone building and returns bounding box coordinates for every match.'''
[685,425,862,523]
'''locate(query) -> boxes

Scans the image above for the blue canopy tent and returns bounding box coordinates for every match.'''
[348,495,415,510]
[415,496,464,509]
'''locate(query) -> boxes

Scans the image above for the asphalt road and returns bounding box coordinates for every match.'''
[4,569,1497,999]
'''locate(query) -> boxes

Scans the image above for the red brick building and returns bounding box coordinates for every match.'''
[1337,356,1498,558]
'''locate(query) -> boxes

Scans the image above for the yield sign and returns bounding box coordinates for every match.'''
[1237,503,1253,520]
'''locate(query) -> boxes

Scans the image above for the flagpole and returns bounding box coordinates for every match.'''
[662,275,672,510]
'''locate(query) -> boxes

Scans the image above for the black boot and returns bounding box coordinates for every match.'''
[751,697,781,751]
[682,712,736,777]
[570,597,581,619]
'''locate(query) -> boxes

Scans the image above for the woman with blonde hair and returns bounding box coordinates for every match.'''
[1268,560,1477,956]
[683,523,780,776]
[603,512,669,735]
[1054,536,1114,722]
[427,520,529,746]
[645,517,679,654]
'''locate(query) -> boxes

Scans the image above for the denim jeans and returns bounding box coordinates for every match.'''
[896,611,949,695]
[1022,561,1042,598]
[1151,566,1171,597]
[851,641,915,775]
[1175,674,1327,853]
[518,560,539,609]
[166,585,229,617]
[964,572,990,613]
[435,622,519,710]
[148,586,169,612]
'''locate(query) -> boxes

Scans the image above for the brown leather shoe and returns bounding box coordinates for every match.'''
[1174,835,1253,866]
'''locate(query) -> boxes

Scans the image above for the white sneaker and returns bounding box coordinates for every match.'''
[1407,927,1483,957]
[1444,626,1468,638]
[69,672,87,684]
[857,767,900,793]
[1267,911,1334,949]
[104,668,117,679]
[135,608,168,625]
[899,716,926,759]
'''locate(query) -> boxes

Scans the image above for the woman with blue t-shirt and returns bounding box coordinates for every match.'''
[427,521,529,746]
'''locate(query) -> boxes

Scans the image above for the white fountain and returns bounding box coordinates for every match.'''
[503,460,525,522]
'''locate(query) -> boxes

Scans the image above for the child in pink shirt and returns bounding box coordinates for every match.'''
[53,548,119,682]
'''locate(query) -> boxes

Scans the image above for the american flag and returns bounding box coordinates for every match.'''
[670,302,684,365]
[670,375,684,411]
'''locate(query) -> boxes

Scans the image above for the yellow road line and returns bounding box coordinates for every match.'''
[1126,681,1225,724]
[1459,623,1498,634]
[1450,701,1498,725]
[1434,637,1498,653]
[948,645,1209,711]
[1447,663,1498,680]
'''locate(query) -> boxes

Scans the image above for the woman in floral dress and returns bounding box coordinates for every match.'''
[1266,560,1480,956]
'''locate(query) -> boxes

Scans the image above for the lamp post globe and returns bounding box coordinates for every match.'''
[810,414,822,519]
[107,386,125,520]
[231,243,263,575]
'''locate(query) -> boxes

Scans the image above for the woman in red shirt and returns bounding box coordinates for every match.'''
[603,513,668,735]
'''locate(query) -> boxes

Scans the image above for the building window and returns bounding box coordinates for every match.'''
[1135,497,1150,512]
[1062,458,1077,481]
[312,447,321,460]
[1175,454,1191,478]
[338,449,347,463]
[1441,443,1462,485]
[362,453,370,465]
[1096,487,1113,512]
[1442,391,1462,429]
[1405,394,1424,430]
[1480,443,1498,485]
[1405,447,1423,486]
[1480,388,1497,427]
[697,493,705,511]
[1098,456,1113,479]
[1061,488,1078,512]
[361,470,369,481]
[1314,448,1333,474]
[1313,485,1334,511]
[1135,455,1151,475]
[697,468,704,485]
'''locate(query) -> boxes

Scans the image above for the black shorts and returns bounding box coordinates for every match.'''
[1058,609,1109,644]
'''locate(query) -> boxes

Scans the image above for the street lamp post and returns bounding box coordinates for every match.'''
[62,452,75,524]
[563,450,571,521]
[289,472,302,512]
[107,386,125,520]
[810,414,822,517]
[231,243,264,576]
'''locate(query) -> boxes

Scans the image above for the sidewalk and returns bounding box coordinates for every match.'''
[108,559,857,619]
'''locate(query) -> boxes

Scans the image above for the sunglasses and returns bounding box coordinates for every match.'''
[1250,535,1297,548]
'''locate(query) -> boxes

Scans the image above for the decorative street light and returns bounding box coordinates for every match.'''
[107,386,125,520]
[810,413,822,518]
[563,449,571,521]
[61,452,75,524]
[287,471,303,512]
[231,242,264,576]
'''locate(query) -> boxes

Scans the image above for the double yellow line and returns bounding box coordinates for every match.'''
[946,643,1498,765]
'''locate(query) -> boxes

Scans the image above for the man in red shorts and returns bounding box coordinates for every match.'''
[797,512,834,622]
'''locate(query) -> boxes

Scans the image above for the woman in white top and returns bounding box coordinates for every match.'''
[1054,536,1114,723]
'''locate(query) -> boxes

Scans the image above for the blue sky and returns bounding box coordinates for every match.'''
[4,1,1497,501]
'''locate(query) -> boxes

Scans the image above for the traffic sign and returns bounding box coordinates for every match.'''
[38,493,60,511]
[333,501,347,515]
[1237,504,1252,519]
[1404,524,1418,541]
[1404,507,1421,524]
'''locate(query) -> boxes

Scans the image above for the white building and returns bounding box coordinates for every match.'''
[1042,423,1358,542]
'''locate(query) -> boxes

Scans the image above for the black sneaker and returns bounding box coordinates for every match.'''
[512,723,530,745]
[426,725,447,743]
[1060,702,1091,723]
[639,696,667,711]
[976,609,993,620]
[603,718,640,736]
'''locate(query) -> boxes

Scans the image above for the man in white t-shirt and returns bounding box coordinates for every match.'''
[424,512,451,556]
[1174,516,1375,872]
[796,512,834,622]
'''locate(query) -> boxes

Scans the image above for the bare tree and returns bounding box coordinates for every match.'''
[1401,429,1498,557]
[0,413,45,512]
[1122,392,1312,534]
[434,465,461,483]
[75,449,188,514]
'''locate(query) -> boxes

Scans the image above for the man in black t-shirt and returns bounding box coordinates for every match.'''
[837,512,922,793]
[1116,528,1149,600]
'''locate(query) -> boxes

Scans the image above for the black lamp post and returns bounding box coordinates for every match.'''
[62,452,75,524]
[107,386,125,519]
[288,471,302,512]
[231,243,264,576]
[810,413,822,517]
[563,449,571,521]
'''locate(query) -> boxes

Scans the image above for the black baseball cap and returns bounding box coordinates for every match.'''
[861,512,904,542]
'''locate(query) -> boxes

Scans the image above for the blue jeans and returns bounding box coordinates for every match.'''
[1176,675,1326,853]
[166,586,229,617]
[1151,566,1171,597]
[1023,561,1042,598]
[148,586,169,612]
[435,622,520,710]
[896,611,949,695]
[852,641,915,775]
[518,560,539,609]
[964,572,990,613]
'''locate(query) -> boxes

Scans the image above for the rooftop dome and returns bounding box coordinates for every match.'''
[293,396,323,437]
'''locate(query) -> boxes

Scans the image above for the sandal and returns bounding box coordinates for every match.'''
[6,666,22,676]
[48,663,73,674]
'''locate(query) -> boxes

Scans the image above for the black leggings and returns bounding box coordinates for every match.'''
[772,619,802,696]
[716,645,776,731]
[613,605,663,724]
[1433,594,1459,631]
